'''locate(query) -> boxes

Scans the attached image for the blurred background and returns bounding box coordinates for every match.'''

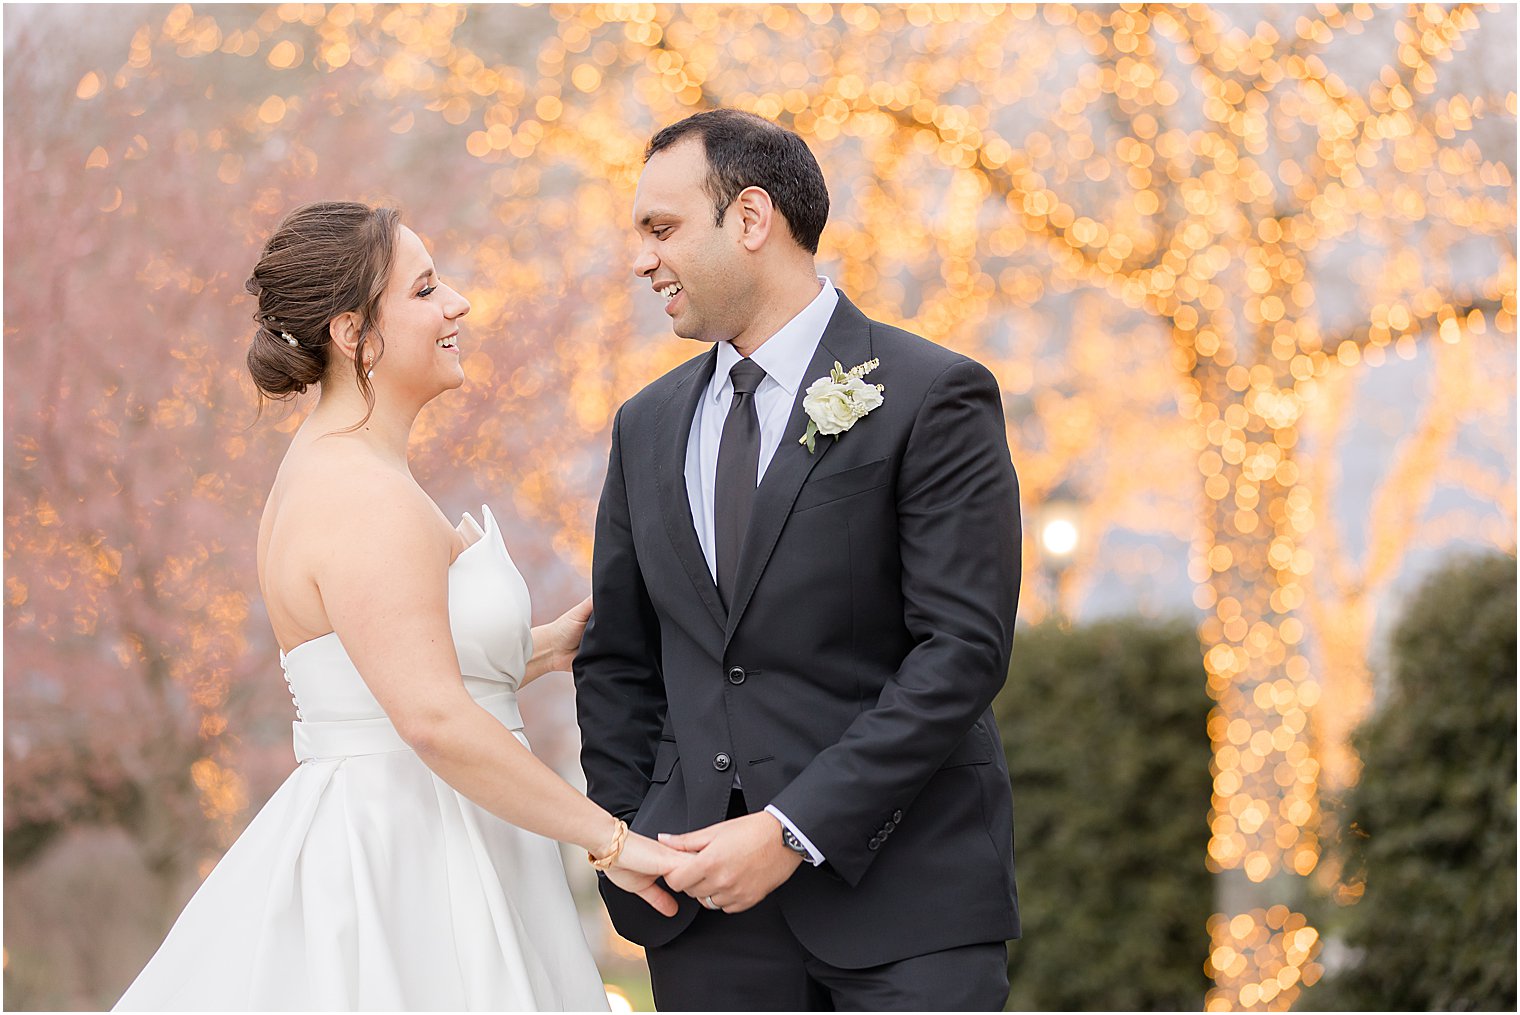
[3,3,1514,1011]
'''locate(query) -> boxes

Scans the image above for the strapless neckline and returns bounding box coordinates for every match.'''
[278,502,533,724]
[279,505,500,664]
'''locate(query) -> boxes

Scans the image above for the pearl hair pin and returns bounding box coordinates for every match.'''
[280,331,298,347]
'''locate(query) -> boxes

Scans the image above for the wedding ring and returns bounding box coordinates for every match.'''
[703,895,719,911]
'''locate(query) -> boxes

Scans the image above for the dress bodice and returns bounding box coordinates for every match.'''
[279,504,533,725]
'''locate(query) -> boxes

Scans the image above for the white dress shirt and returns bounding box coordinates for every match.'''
[683,276,839,866]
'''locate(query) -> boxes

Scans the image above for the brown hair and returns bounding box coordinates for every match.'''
[244,202,400,426]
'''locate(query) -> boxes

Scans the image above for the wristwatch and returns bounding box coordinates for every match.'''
[781,826,811,860]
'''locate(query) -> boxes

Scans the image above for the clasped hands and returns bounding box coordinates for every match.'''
[604,811,804,916]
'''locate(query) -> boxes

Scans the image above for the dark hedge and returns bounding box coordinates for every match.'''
[1310,552,1517,1011]
[994,615,1212,1010]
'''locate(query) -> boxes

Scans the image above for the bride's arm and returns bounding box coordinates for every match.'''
[522,596,592,687]
[312,476,677,913]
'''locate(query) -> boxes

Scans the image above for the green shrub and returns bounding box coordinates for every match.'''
[994,616,1212,1010]
[1311,552,1516,1011]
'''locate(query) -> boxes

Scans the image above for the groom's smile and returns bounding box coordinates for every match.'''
[656,280,685,318]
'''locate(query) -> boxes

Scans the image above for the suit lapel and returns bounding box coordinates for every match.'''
[724,294,874,645]
[652,347,727,632]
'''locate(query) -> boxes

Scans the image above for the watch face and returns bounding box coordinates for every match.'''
[783,829,808,855]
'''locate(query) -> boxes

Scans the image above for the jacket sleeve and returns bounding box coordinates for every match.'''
[573,405,667,824]
[768,357,1021,885]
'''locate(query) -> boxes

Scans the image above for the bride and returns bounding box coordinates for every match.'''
[115,202,679,1011]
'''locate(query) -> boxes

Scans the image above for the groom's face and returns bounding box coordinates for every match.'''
[631,138,751,344]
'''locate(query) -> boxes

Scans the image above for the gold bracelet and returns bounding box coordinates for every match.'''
[588,818,628,871]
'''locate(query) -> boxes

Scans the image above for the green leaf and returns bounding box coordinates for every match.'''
[802,419,819,453]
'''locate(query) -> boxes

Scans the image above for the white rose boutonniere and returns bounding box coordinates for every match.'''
[799,358,885,453]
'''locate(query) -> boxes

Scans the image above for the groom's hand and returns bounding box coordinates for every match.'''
[658,812,803,914]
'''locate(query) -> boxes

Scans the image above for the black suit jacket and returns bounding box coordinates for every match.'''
[573,293,1021,969]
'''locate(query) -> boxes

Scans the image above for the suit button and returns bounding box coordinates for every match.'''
[892,809,903,822]
[713,753,731,772]
[868,837,881,851]
[727,666,746,685]
[884,820,896,832]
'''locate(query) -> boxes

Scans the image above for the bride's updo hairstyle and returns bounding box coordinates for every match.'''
[245,201,400,419]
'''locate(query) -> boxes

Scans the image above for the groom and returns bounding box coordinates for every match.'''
[574,108,1021,1010]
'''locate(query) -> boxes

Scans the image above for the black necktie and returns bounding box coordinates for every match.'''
[715,358,767,609]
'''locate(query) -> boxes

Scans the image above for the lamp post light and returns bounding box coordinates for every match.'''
[1036,492,1083,621]
[1040,516,1079,559]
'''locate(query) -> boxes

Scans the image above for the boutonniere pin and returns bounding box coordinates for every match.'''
[799,358,885,453]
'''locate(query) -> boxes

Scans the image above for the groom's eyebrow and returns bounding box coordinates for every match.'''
[637,209,674,228]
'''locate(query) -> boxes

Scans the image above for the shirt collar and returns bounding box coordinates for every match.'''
[709,277,839,404]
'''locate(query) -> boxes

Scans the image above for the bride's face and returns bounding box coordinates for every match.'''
[369,225,470,400]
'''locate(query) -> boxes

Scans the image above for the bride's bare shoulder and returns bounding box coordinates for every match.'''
[265,440,448,558]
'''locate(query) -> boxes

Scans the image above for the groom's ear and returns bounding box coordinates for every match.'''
[328,311,363,363]
[735,186,775,252]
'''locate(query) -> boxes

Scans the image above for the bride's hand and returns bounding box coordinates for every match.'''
[606,832,683,917]
[527,596,592,680]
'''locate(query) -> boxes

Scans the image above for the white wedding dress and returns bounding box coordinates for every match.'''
[115,507,610,1011]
